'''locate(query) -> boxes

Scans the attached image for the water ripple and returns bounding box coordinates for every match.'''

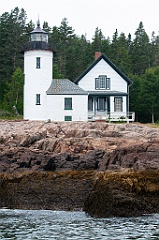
[0,209,158,240]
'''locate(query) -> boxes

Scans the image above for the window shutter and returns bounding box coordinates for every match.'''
[107,78,110,89]
[95,78,99,89]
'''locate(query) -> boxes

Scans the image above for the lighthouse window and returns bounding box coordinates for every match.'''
[36,94,41,105]
[36,57,41,69]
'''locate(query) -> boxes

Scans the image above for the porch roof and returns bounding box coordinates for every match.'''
[87,91,128,96]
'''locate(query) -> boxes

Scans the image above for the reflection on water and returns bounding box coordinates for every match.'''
[0,209,159,240]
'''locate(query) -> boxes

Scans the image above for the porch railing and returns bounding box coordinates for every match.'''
[88,111,135,122]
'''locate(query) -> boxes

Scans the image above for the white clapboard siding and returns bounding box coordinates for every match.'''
[24,50,53,120]
[78,59,127,92]
[46,95,88,121]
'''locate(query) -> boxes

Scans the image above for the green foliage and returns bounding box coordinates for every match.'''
[53,64,64,79]
[2,68,24,114]
[130,22,152,75]
[141,67,159,122]
[1,8,159,122]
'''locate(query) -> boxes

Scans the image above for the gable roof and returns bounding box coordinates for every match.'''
[46,79,88,95]
[74,53,132,85]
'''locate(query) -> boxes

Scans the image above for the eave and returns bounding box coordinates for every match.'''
[74,53,132,86]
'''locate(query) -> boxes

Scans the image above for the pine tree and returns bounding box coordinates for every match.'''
[130,22,151,75]
[140,67,159,123]
[3,68,24,114]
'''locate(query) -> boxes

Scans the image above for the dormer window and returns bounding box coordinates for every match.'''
[95,75,110,90]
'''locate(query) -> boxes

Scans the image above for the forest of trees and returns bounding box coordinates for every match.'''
[1,7,159,122]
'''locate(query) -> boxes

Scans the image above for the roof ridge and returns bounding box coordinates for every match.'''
[75,53,132,85]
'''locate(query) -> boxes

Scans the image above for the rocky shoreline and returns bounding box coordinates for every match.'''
[0,120,159,217]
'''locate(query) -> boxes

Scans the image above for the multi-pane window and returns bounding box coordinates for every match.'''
[64,116,72,121]
[36,57,41,69]
[36,94,41,105]
[100,76,106,88]
[114,97,122,112]
[95,75,110,90]
[97,97,105,111]
[88,97,93,111]
[64,98,72,110]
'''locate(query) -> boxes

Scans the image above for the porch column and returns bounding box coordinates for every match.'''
[93,97,97,116]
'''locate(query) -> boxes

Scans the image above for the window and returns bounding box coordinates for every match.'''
[64,98,72,110]
[88,97,93,111]
[65,116,72,121]
[100,76,106,88]
[36,94,41,105]
[114,97,122,112]
[36,57,41,69]
[97,97,106,111]
[95,75,110,90]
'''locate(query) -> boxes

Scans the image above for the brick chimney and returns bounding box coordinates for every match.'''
[94,52,102,60]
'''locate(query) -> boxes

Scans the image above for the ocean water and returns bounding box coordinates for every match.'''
[0,209,158,240]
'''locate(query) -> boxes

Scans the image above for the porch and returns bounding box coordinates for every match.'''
[88,111,135,122]
[88,95,135,122]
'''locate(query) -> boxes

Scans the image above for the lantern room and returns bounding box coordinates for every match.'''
[29,20,48,50]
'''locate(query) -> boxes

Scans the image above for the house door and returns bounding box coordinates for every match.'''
[97,97,107,112]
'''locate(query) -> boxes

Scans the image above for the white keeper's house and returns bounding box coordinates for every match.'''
[24,22,135,122]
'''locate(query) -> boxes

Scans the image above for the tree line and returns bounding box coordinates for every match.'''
[1,7,159,122]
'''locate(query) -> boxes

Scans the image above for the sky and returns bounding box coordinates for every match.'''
[0,0,159,41]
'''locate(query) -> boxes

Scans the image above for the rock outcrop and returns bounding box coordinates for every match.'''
[0,120,159,172]
[0,120,159,217]
[0,170,95,211]
[84,170,159,217]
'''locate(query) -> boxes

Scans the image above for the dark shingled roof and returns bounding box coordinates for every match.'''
[75,53,132,86]
[30,20,47,34]
[46,79,88,95]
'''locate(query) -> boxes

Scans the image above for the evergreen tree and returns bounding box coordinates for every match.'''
[43,21,51,33]
[1,7,159,122]
[66,35,91,80]
[140,67,159,123]
[51,18,75,78]
[129,74,142,122]
[0,7,27,106]
[111,29,118,61]
[3,68,24,114]
[151,32,159,67]
[114,32,132,74]
[130,22,151,75]
[91,27,105,53]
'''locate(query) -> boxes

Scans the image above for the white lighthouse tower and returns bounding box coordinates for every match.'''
[24,20,54,120]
